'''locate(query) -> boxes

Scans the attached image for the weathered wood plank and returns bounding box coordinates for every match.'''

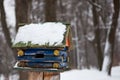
[28,72,43,80]
[28,72,60,80]
[43,72,60,80]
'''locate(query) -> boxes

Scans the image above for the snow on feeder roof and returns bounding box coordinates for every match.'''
[12,22,71,48]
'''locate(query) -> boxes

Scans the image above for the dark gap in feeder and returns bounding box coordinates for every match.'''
[35,54,44,58]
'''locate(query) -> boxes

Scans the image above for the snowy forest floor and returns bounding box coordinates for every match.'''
[0,66,119,80]
[61,66,120,80]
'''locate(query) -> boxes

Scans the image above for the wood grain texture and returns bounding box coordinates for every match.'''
[28,72,43,80]
[28,72,60,80]
[44,72,60,80]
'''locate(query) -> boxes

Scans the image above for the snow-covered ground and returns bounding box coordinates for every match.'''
[0,66,119,80]
[0,74,19,80]
[110,66,120,80]
[61,66,120,80]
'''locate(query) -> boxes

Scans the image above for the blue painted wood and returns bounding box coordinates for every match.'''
[16,48,69,71]
[22,62,68,68]
[23,48,68,56]
[17,56,67,62]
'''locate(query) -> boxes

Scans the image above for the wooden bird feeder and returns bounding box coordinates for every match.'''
[12,22,72,72]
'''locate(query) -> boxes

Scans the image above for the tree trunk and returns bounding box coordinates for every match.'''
[44,0,57,22]
[0,0,16,75]
[102,0,119,75]
[15,0,32,80]
[0,0,12,48]
[91,0,103,70]
[15,0,31,31]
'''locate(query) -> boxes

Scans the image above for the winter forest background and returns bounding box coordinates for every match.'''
[0,0,120,80]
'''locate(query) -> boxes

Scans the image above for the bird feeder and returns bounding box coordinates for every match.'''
[12,22,72,72]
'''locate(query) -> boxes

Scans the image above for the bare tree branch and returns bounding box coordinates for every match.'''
[87,0,102,10]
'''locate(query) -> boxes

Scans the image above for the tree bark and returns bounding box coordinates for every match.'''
[92,0,103,70]
[0,0,17,77]
[0,0,12,48]
[44,0,57,22]
[15,0,31,31]
[102,0,119,75]
[15,0,32,80]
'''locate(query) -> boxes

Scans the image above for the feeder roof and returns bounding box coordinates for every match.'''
[12,22,70,48]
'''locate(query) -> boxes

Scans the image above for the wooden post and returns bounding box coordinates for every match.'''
[28,72,43,80]
[28,72,60,80]
[44,72,60,80]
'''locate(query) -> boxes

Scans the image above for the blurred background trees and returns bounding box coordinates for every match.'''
[0,0,120,79]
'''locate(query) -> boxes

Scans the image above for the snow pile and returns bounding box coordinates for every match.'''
[0,74,19,80]
[61,69,110,80]
[9,74,19,80]
[13,22,67,47]
[111,66,120,80]
[61,66,120,80]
